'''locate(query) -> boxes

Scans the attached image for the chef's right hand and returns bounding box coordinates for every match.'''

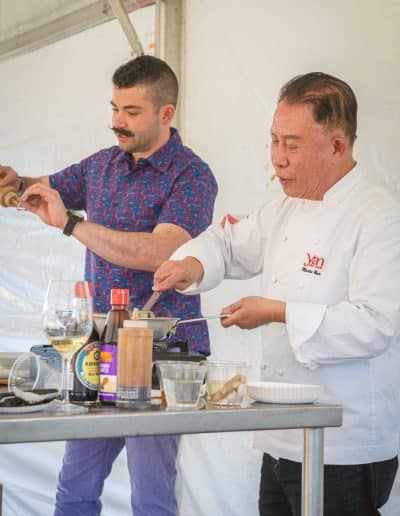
[153,257,204,292]
[0,165,20,189]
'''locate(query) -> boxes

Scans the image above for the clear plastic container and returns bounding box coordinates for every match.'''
[8,352,61,392]
[155,361,206,409]
[203,360,249,406]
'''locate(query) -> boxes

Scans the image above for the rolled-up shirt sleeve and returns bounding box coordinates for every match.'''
[158,162,217,238]
[49,158,89,211]
[171,228,228,293]
[171,204,272,294]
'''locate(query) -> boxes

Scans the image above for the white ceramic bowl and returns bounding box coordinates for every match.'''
[246,381,323,404]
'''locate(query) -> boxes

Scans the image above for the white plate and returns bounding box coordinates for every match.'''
[246,382,323,404]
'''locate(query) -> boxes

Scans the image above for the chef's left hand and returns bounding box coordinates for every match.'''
[20,183,68,229]
[220,296,286,329]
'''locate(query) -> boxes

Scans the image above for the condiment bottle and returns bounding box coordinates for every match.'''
[70,282,100,405]
[0,186,19,207]
[116,327,153,408]
[99,288,130,404]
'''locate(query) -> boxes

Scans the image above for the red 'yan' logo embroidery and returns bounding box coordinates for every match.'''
[304,253,325,270]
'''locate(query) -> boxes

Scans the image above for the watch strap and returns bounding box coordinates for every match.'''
[63,210,84,236]
[17,178,25,195]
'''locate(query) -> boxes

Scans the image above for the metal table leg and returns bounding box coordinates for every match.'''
[302,428,324,516]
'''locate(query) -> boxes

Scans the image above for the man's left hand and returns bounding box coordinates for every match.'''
[20,183,69,229]
[220,296,286,329]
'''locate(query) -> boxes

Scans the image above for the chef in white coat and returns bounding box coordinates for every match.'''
[153,72,400,516]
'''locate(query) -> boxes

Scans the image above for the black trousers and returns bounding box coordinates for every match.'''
[259,453,398,516]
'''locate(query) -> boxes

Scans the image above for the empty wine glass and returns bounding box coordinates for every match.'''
[42,280,93,414]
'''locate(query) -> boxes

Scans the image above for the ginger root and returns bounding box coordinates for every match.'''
[210,374,247,402]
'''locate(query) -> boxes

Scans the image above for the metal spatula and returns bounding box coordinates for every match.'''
[142,291,161,312]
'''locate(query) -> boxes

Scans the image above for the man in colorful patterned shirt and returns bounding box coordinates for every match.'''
[0,56,217,515]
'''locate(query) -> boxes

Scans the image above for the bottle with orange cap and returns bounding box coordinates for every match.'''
[99,288,130,404]
[70,282,100,406]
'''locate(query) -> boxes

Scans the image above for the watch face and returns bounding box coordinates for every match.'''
[68,210,84,221]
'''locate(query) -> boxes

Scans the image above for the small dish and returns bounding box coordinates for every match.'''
[0,398,59,414]
[246,381,323,404]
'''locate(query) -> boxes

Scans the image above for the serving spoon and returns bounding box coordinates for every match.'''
[165,313,232,338]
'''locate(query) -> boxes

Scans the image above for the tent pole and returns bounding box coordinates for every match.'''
[155,0,184,132]
[108,0,145,57]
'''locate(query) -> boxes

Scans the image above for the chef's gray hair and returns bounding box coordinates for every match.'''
[278,72,357,146]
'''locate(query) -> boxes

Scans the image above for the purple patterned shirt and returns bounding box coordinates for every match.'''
[49,129,218,354]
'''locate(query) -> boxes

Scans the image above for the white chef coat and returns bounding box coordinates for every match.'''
[172,166,400,464]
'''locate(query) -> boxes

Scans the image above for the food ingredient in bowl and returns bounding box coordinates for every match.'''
[131,308,155,319]
[208,374,247,405]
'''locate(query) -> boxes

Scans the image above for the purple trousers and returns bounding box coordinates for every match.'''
[54,435,180,516]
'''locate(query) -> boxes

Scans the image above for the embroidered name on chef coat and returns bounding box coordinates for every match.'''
[302,253,325,276]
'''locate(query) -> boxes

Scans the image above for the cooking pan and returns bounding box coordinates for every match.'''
[93,313,229,341]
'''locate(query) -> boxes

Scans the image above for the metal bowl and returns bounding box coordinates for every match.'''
[93,313,180,341]
[93,313,106,337]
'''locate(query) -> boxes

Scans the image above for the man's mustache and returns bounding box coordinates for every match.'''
[109,125,134,138]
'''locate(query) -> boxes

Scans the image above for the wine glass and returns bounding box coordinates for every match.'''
[42,280,93,414]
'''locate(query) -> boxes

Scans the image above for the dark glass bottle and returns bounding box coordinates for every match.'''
[99,288,130,404]
[70,282,100,405]
[70,325,100,405]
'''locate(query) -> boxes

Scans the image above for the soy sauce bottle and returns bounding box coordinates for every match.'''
[70,282,100,405]
[70,325,100,405]
[99,289,130,404]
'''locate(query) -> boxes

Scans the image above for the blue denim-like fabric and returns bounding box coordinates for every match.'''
[54,435,180,516]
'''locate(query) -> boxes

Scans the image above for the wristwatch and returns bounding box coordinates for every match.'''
[63,210,84,236]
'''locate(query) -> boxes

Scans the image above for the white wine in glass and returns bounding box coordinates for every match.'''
[42,280,93,414]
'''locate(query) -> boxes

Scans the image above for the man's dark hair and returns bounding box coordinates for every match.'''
[278,72,357,145]
[112,55,178,109]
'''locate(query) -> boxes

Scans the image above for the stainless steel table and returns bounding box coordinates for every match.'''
[0,401,342,516]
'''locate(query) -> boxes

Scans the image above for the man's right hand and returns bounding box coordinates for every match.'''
[153,257,204,292]
[0,165,20,189]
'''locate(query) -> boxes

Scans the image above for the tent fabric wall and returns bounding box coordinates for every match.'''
[0,1,399,514]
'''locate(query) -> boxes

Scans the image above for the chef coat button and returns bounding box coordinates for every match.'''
[277,369,285,376]
[313,238,320,245]
[282,235,288,242]
[272,275,278,284]
[298,281,304,289]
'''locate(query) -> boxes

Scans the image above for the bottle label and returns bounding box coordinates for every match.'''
[100,343,117,401]
[75,341,100,390]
